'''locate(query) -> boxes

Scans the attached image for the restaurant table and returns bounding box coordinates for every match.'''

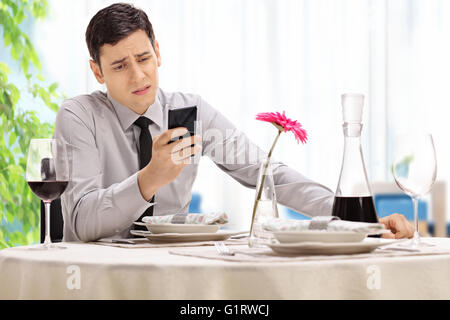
[1,237,450,299]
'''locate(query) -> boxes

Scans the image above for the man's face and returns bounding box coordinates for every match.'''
[90,29,161,114]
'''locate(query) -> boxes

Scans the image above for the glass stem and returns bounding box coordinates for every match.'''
[412,196,420,246]
[43,201,52,246]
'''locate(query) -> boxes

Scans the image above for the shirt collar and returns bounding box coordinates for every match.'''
[107,90,164,131]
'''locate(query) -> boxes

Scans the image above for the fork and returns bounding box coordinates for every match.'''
[214,241,235,256]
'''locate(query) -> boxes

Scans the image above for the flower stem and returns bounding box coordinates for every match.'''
[250,129,282,235]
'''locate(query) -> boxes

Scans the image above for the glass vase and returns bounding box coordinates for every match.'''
[249,158,279,248]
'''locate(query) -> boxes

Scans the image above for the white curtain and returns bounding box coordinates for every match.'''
[33,0,450,229]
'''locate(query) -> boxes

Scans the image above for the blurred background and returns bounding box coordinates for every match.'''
[1,0,450,246]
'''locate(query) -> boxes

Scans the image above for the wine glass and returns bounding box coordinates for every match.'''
[392,134,437,247]
[26,139,69,250]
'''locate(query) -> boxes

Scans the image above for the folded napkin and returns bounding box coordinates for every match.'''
[262,216,386,233]
[142,212,228,225]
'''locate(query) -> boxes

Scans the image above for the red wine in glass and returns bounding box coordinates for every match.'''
[27,181,68,202]
[26,139,69,250]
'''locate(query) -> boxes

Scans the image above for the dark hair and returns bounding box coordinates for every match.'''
[85,3,155,66]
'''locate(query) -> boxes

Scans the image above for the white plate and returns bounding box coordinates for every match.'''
[267,239,398,255]
[273,231,368,243]
[133,222,220,234]
[130,230,242,243]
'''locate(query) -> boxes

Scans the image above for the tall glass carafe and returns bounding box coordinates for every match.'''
[331,94,378,223]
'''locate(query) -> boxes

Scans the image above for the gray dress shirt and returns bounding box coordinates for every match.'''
[54,88,334,242]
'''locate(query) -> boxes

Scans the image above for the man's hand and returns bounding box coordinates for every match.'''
[137,127,202,201]
[379,213,414,239]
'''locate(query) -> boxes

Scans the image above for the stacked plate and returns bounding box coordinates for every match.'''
[131,222,242,243]
[267,230,394,255]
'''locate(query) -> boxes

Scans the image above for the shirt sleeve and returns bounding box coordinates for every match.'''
[199,97,335,217]
[54,99,152,242]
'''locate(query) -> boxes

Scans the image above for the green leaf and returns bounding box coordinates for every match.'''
[7,83,20,106]
[8,131,16,146]
[28,46,41,71]
[11,1,19,15]
[26,230,35,244]
[1,179,13,203]
[0,238,8,249]
[32,0,48,20]
[0,62,12,75]
[43,102,59,112]
[6,211,14,224]
[20,56,29,75]
[10,40,23,61]
[38,87,50,105]
[48,82,58,92]
[3,33,12,47]
[14,9,25,24]
[1,92,13,117]
[7,164,24,176]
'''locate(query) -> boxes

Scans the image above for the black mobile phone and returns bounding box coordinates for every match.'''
[168,106,197,144]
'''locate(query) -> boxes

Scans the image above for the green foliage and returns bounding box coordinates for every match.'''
[0,0,62,248]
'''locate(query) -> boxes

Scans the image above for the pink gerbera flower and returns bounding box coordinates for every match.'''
[250,110,308,237]
[256,111,308,144]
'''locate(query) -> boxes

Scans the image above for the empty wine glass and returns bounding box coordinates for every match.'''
[26,139,69,250]
[392,134,437,247]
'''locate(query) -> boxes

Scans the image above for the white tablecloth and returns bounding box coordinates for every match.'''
[1,238,450,299]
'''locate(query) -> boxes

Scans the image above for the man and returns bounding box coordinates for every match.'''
[54,3,413,242]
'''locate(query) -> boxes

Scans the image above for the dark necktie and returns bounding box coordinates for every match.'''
[133,117,155,230]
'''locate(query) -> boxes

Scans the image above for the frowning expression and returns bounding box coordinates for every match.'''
[90,29,161,114]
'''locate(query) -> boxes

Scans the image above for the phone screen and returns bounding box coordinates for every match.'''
[168,106,197,144]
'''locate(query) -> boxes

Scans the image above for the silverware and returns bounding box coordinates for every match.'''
[97,238,137,244]
[214,241,235,256]
[229,232,249,239]
[112,239,137,244]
